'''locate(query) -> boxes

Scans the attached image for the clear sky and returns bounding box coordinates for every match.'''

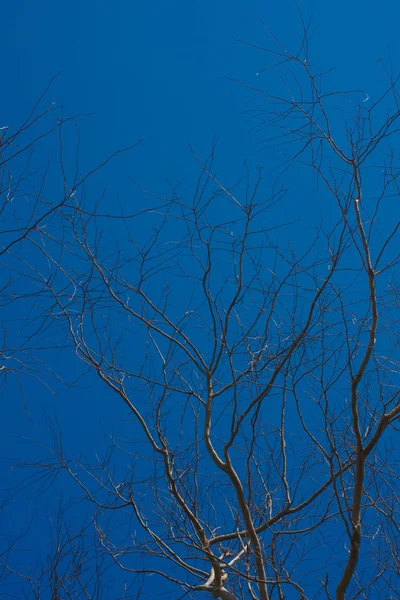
[1,0,400,597]
[2,0,398,180]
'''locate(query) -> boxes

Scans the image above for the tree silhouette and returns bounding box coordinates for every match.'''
[3,17,400,600]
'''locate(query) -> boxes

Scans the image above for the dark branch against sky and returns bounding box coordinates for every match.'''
[1,1,400,599]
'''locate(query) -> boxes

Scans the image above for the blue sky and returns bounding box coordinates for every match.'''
[2,0,400,598]
[3,0,398,181]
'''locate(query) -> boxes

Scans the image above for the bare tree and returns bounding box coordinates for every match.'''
[5,19,400,600]
[0,79,84,394]
[0,83,139,598]
[0,494,110,599]
[0,79,138,400]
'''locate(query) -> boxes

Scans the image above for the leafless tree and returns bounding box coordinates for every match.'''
[0,78,84,395]
[0,82,138,597]
[0,493,111,599]
[0,78,138,401]
[5,18,400,600]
